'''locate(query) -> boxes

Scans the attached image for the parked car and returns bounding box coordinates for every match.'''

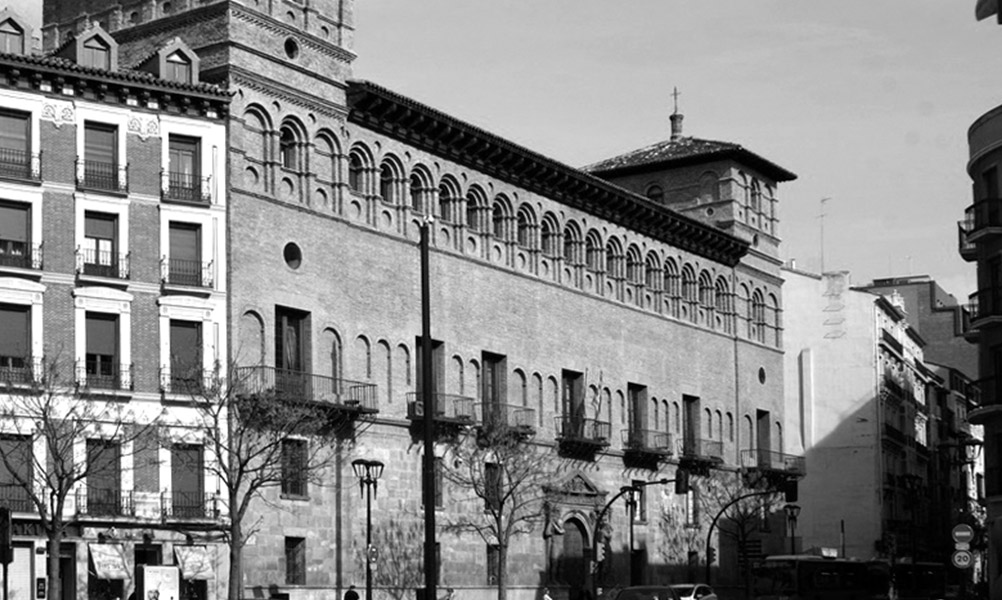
[606,585,681,600]
[669,584,717,600]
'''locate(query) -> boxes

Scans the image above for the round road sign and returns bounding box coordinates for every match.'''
[952,549,973,569]
[953,524,975,544]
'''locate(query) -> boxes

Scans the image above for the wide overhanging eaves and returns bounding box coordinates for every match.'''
[347,80,750,267]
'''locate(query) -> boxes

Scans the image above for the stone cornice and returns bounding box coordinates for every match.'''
[229,65,348,121]
[347,80,750,267]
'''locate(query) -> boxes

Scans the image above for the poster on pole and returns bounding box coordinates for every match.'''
[142,566,179,600]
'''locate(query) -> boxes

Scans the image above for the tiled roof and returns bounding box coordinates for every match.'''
[0,50,228,97]
[584,136,797,182]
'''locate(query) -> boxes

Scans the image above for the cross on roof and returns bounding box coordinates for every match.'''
[671,87,681,115]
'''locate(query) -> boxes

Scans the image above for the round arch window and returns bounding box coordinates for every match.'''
[284,242,302,269]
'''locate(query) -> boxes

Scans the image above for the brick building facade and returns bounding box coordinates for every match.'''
[33,1,802,599]
[0,10,229,600]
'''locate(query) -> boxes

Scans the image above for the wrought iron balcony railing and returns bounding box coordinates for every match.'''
[76,159,129,194]
[963,197,1002,240]
[0,484,34,512]
[76,247,130,279]
[555,416,611,445]
[76,360,133,391]
[678,437,724,461]
[162,170,211,204]
[234,365,378,412]
[77,487,134,517]
[159,366,211,396]
[161,257,214,288]
[621,428,674,455]
[0,357,44,386]
[739,449,806,475]
[0,240,42,270]
[476,401,535,432]
[161,491,219,520]
[958,219,977,260]
[406,392,476,422]
[0,148,41,182]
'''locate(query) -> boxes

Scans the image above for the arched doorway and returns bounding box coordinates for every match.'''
[560,518,589,600]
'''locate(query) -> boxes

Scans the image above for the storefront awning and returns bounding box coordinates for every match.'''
[174,546,213,580]
[89,543,129,580]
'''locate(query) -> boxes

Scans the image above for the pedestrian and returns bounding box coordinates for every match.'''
[543,588,553,600]
[344,586,360,600]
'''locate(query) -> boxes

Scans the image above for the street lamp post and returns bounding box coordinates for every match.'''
[783,504,801,555]
[624,487,638,585]
[352,458,385,600]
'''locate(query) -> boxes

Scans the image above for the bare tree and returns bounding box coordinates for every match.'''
[442,428,553,600]
[0,358,161,600]
[696,471,781,591]
[169,364,365,600]
[369,518,425,600]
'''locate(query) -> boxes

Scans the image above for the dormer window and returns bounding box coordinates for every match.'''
[165,51,191,84]
[0,19,24,55]
[81,35,111,70]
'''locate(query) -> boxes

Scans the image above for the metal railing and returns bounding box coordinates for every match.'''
[159,366,211,396]
[0,240,42,270]
[405,392,476,421]
[162,491,218,520]
[0,484,34,512]
[162,257,214,288]
[0,357,43,386]
[964,197,1002,237]
[76,247,130,279]
[476,401,535,431]
[739,449,806,475]
[0,148,41,182]
[969,288,1002,322]
[678,437,724,460]
[234,365,379,412]
[162,170,211,204]
[958,219,976,258]
[76,159,129,194]
[76,360,133,391]
[621,428,673,454]
[554,416,610,444]
[77,487,134,517]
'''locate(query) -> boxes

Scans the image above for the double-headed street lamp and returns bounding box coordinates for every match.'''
[352,458,385,600]
[783,503,801,555]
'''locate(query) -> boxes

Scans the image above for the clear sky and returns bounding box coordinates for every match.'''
[352,0,1002,303]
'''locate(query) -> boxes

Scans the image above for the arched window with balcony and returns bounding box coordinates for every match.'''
[379,157,402,204]
[585,230,603,272]
[664,258,680,317]
[466,185,487,232]
[645,251,661,290]
[715,276,732,332]
[681,264,698,321]
[492,195,512,240]
[516,205,536,249]
[409,166,432,214]
[605,238,624,279]
[348,148,369,194]
[626,245,643,285]
[751,289,767,343]
[437,175,460,222]
[563,221,581,264]
[540,212,560,257]
[279,126,298,170]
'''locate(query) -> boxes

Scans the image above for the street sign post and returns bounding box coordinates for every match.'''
[952,524,975,544]
[952,549,973,569]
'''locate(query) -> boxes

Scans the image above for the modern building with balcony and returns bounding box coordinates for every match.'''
[40,1,800,599]
[961,89,1002,600]
[0,11,229,600]
[783,268,975,570]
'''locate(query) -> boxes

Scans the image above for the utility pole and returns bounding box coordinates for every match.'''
[819,197,830,274]
[420,218,437,600]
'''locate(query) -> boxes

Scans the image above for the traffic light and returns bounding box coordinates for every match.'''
[675,469,690,495]
[784,480,798,503]
[0,506,12,565]
[707,546,716,565]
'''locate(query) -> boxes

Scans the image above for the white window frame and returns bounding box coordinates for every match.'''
[161,204,221,291]
[0,276,45,376]
[75,196,130,277]
[72,286,133,389]
[158,295,221,393]
[160,116,225,207]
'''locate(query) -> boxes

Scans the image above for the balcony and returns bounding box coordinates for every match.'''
[962,197,1002,245]
[161,257,214,289]
[0,148,41,183]
[161,491,219,520]
[678,437,724,474]
[959,219,977,261]
[0,484,34,513]
[76,248,130,280]
[555,416,611,454]
[968,288,1002,330]
[406,392,476,424]
[880,376,906,401]
[76,160,129,195]
[622,428,674,457]
[75,361,133,392]
[0,358,44,388]
[0,240,42,271]
[160,366,211,397]
[162,171,211,204]
[969,376,1002,424]
[475,401,535,438]
[76,487,134,517]
[739,449,806,476]
[235,365,379,414]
